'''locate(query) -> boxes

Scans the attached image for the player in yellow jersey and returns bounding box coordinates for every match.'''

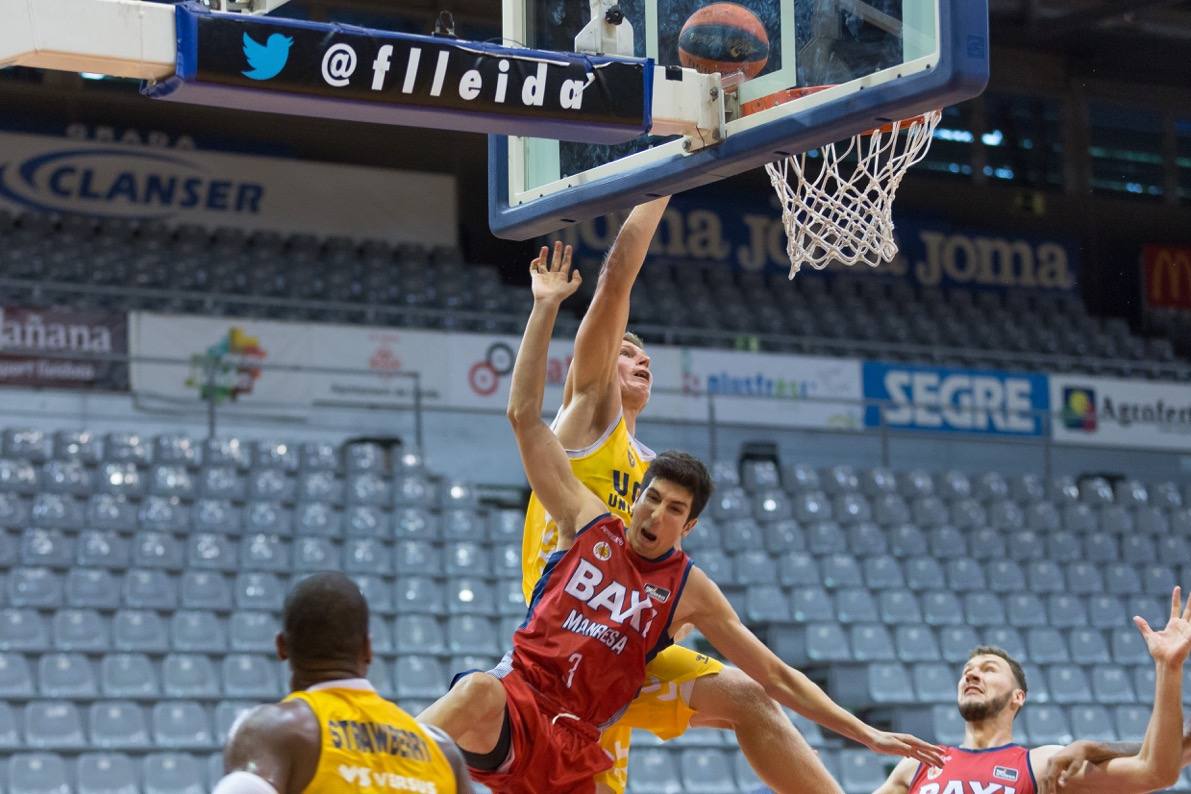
[522,204,839,794]
[213,572,473,794]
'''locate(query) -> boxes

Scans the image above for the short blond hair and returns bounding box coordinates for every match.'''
[623,331,645,351]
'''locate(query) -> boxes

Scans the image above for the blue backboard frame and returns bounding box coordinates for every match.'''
[490,0,989,240]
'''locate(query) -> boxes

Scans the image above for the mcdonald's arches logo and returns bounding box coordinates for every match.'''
[1142,245,1191,311]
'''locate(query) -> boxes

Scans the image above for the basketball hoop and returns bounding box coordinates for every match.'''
[745,86,942,278]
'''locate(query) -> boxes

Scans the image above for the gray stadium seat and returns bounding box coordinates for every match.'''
[20,529,73,569]
[804,521,843,555]
[1026,561,1065,595]
[0,652,34,696]
[912,662,955,702]
[110,610,166,654]
[151,466,195,499]
[228,613,274,653]
[87,495,135,531]
[446,616,498,656]
[889,525,927,558]
[754,490,793,523]
[394,577,444,615]
[104,433,149,465]
[394,655,446,699]
[1091,664,1135,704]
[944,558,985,592]
[123,569,178,610]
[873,494,910,526]
[790,587,835,622]
[794,491,832,524]
[445,543,491,578]
[850,624,896,661]
[297,472,343,505]
[1066,562,1106,597]
[1104,564,1142,596]
[1140,565,1176,597]
[39,652,97,698]
[101,653,159,697]
[747,585,791,623]
[1026,627,1070,664]
[133,532,185,571]
[0,608,49,652]
[0,460,37,497]
[254,442,298,472]
[879,590,923,625]
[54,431,101,464]
[162,655,219,698]
[903,558,944,591]
[394,475,437,508]
[968,528,1007,560]
[390,509,433,541]
[1006,593,1048,627]
[396,614,447,655]
[1135,506,1169,536]
[1048,666,1092,704]
[784,464,820,493]
[78,752,138,794]
[9,567,64,608]
[153,701,215,749]
[200,467,246,501]
[680,748,740,793]
[1121,534,1156,564]
[820,555,862,590]
[97,464,144,498]
[242,502,289,536]
[963,593,1006,627]
[52,608,107,653]
[1069,704,1117,742]
[9,753,72,794]
[66,568,119,609]
[1047,595,1088,629]
[1114,704,1150,741]
[186,533,237,572]
[145,752,207,794]
[203,439,251,470]
[929,527,968,561]
[922,591,964,626]
[139,497,190,534]
[0,701,18,748]
[77,531,131,569]
[155,435,200,468]
[983,560,1026,594]
[24,701,84,748]
[936,471,972,501]
[234,573,284,611]
[1024,703,1073,744]
[834,588,878,624]
[911,497,948,528]
[294,503,341,538]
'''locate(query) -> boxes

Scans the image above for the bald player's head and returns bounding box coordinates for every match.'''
[279,572,371,674]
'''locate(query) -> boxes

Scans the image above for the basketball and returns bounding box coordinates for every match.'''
[678,3,770,80]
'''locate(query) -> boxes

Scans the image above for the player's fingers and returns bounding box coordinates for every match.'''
[562,245,574,278]
[551,240,564,271]
[1171,586,1181,622]
[570,268,582,287]
[1134,615,1153,638]
[531,246,548,272]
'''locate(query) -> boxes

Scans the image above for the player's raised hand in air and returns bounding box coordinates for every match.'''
[864,729,948,769]
[1136,586,1191,668]
[530,241,581,304]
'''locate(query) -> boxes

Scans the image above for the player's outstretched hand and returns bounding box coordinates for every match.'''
[1135,586,1191,669]
[1038,740,1098,794]
[530,241,581,304]
[865,730,947,769]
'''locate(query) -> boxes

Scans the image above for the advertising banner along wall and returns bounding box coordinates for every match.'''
[1051,375,1191,452]
[863,361,1051,437]
[0,306,128,391]
[130,312,865,430]
[0,131,457,244]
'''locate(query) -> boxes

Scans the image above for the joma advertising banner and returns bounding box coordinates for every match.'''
[0,131,456,244]
[130,312,864,429]
[550,193,1080,292]
[1051,375,1191,451]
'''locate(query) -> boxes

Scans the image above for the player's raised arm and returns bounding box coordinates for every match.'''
[559,197,669,429]
[506,243,604,543]
[1035,587,1191,794]
[678,567,946,770]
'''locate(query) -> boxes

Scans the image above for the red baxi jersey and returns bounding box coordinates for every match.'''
[909,744,1037,794]
[507,512,692,727]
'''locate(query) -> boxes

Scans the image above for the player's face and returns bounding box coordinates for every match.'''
[617,341,652,410]
[628,478,696,557]
[956,654,1021,722]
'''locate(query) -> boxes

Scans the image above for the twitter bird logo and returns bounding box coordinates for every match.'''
[241,32,293,80]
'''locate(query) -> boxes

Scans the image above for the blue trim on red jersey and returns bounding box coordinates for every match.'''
[955,743,1028,753]
[645,558,694,664]
[519,548,567,631]
[1024,746,1038,791]
[575,512,612,539]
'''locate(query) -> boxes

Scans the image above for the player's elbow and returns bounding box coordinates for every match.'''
[506,400,537,431]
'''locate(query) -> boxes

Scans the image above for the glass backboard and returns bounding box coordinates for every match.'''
[491,0,988,239]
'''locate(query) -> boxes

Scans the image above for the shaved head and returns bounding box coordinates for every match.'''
[282,572,369,666]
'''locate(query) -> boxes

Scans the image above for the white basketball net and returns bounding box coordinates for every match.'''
[765,109,942,278]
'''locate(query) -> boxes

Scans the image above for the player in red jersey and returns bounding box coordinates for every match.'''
[419,246,945,793]
[875,587,1191,794]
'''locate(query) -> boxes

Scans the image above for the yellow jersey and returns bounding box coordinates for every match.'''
[521,413,655,602]
[284,679,457,794]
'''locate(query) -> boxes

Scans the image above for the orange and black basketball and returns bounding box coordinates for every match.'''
[678,2,770,80]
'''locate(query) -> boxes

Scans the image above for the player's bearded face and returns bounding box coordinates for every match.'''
[957,688,1013,721]
[617,343,652,408]
[956,658,1017,721]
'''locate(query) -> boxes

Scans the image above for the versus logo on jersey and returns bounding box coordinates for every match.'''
[993,767,1019,782]
[644,583,672,604]
[593,541,612,561]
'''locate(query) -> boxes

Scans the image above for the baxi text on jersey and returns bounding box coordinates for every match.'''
[563,559,658,644]
[916,782,1017,794]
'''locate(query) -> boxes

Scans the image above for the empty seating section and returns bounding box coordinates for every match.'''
[0,209,1185,376]
[0,429,1188,792]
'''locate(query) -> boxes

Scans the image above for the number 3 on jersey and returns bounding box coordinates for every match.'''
[565,653,583,688]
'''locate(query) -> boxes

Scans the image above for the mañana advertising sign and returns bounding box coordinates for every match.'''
[0,306,127,391]
[863,362,1050,437]
[0,131,456,244]
[1142,245,1191,311]
[1051,375,1191,451]
[553,194,1079,292]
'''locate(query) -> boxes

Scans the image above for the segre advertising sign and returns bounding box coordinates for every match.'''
[863,361,1050,437]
